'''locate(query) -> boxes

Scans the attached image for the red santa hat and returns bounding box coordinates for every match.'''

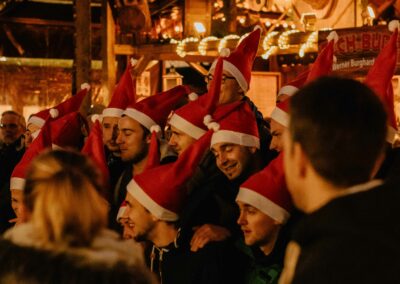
[127,131,213,221]
[306,31,338,83]
[278,69,309,98]
[365,20,399,143]
[81,119,109,192]
[102,64,136,118]
[28,83,90,128]
[123,85,191,131]
[10,120,52,190]
[209,26,261,92]
[169,57,224,139]
[210,101,260,149]
[144,126,162,170]
[270,98,290,127]
[51,111,85,150]
[236,153,293,224]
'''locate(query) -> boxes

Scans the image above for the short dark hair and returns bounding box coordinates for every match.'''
[289,76,387,187]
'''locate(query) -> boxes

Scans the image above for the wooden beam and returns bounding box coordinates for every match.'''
[74,0,91,116]
[101,0,116,105]
[132,56,152,77]
[0,16,101,28]
[187,62,208,76]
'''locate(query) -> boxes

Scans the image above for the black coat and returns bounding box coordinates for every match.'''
[149,228,247,284]
[0,136,25,234]
[288,180,400,284]
[180,151,240,234]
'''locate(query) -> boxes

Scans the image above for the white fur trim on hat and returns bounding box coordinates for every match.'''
[253,25,263,31]
[28,116,45,128]
[10,177,25,191]
[169,113,207,140]
[127,179,178,221]
[31,129,40,140]
[80,82,91,90]
[116,205,127,221]
[210,60,248,92]
[236,187,290,224]
[211,130,260,149]
[49,108,59,118]
[327,31,338,43]
[188,92,198,101]
[386,125,397,144]
[389,20,400,32]
[123,108,157,131]
[52,144,64,150]
[102,108,124,118]
[270,107,289,127]
[278,85,298,97]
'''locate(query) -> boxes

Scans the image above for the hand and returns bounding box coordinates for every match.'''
[190,224,231,252]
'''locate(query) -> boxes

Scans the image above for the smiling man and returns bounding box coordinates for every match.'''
[210,102,265,185]
[236,154,293,284]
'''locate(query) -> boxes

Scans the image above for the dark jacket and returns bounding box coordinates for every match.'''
[0,136,25,234]
[287,180,400,284]
[149,228,247,284]
[180,151,240,234]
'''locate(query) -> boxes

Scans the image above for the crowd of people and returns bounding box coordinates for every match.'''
[0,23,400,284]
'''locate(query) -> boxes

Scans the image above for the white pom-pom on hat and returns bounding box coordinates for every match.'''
[150,124,162,134]
[188,92,198,101]
[203,114,213,126]
[91,114,101,123]
[327,31,339,43]
[389,20,400,32]
[80,82,90,90]
[130,58,138,67]
[49,108,59,118]
[220,48,230,58]
[207,121,220,132]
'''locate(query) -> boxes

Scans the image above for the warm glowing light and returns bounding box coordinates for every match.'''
[298,31,317,58]
[198,36,219,55]
[218,34,240,52]
[278,29,300,49]
[367,5,376,19]
[194,22,206,33]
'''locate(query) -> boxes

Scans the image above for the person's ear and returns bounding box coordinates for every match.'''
[249,146,257,154]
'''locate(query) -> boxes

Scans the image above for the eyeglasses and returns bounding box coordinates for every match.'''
[0,123,18,129]
[204,74,236,84]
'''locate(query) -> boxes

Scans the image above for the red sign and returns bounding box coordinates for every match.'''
[319,26,400,75]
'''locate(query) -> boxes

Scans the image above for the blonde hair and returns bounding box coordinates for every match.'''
[24,149,108,248]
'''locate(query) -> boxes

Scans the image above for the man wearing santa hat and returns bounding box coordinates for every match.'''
[279,76,400,283]
[113,84,190,227]
[236,154,293,284]
[269,31,337,153]
[206,26,275,165]
[123,131,247,284]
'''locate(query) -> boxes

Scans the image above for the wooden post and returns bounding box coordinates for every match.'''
[74,0,91,115]
[101,0,116,105]
[224,0,237,34]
